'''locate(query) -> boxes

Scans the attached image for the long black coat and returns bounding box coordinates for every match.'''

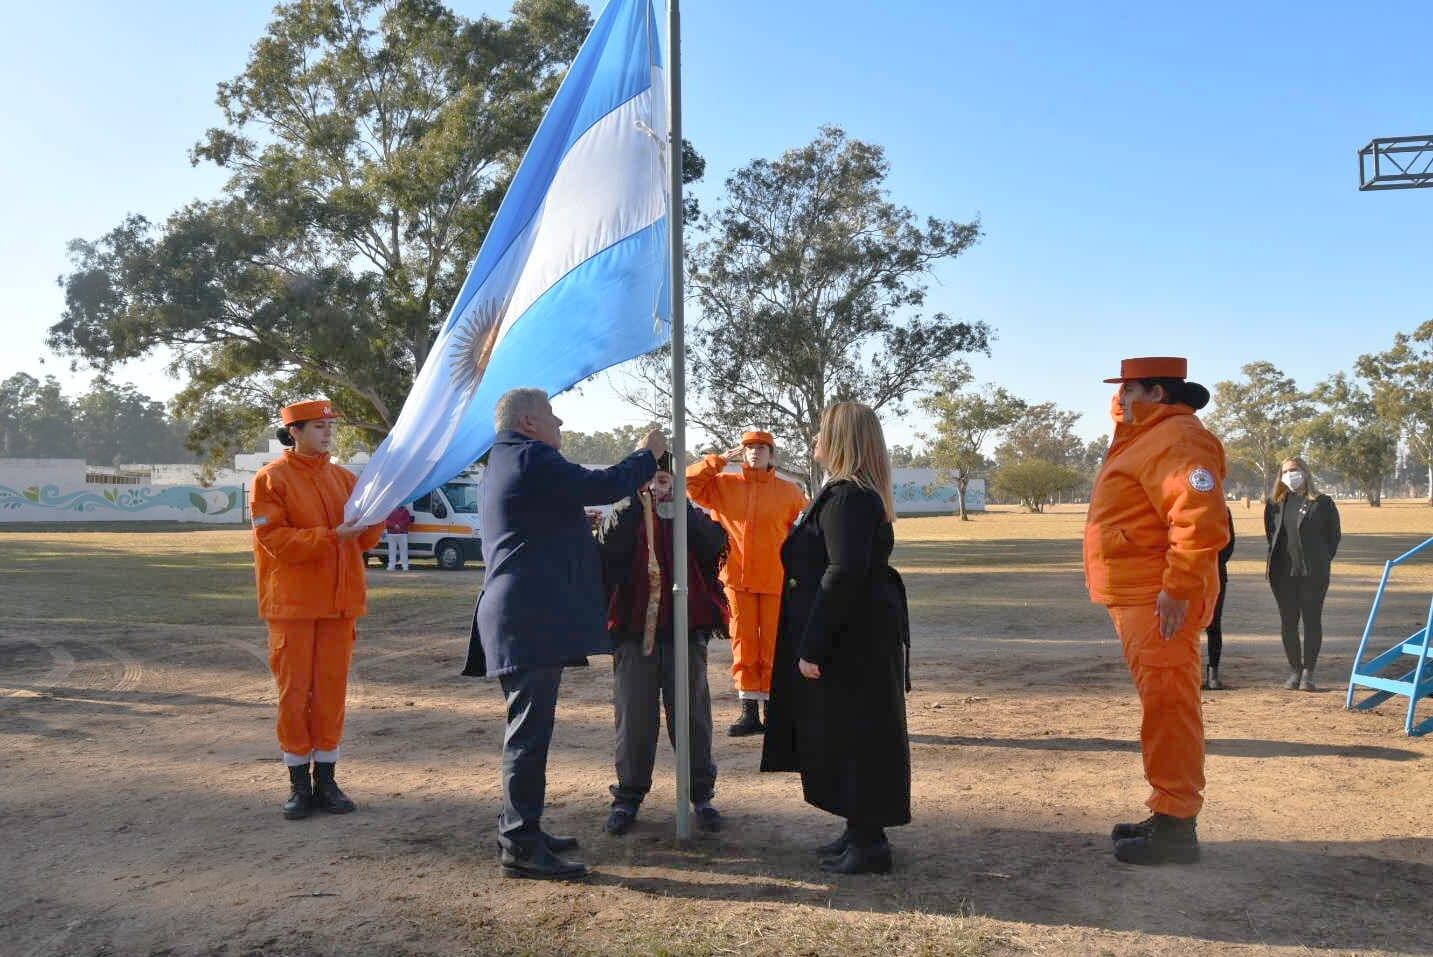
[1263,493,1340,581]
[760,480,911,827]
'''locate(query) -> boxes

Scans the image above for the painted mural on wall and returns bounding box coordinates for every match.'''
[0,483,244,523]
[891,471,986,514]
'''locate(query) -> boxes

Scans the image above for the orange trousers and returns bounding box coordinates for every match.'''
[266,618,357,758]
[1107,597,1213,819]
[727,588,781,698]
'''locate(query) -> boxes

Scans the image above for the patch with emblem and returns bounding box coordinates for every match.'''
[1187,467,1216,493]
[253,516,269,527]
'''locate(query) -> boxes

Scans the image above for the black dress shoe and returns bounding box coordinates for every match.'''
[821,841,892,875]
[694,804,723,832]
[1113,813,1199,865]
[604,807,636,835]
[1111,813,1157,843]
[312,762,356,814]
[501,845,589,880]
[543,832,579,853]
[282,764,314,821]
[815,827,852,857]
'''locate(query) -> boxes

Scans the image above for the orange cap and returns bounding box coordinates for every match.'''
[281,399,340,425]
[741,430,775,448]
[1103,357,1188,383]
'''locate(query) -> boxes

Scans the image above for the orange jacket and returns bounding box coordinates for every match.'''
[251,451,384,620]
[1084,401,1229,606]
[686,454,808,595]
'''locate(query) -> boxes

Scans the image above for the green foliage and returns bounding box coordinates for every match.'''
[49,0,599,469]
[0,374,192,464]
[920,365,1025,519]
[1205,361,1311,496]
[624,126,989,485]
[560,422,663,466]
[995,402,1084,470]
[1297,372,1398,506]
[0,374,78,458]
[992,458,1082,513]
[1357,319,1433,505]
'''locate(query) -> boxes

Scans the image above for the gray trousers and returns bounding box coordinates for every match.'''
[497,665,563,853]
[610,633,717,809]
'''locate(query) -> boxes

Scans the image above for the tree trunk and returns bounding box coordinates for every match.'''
[1427,461,1432,506]
[957,476,969,521]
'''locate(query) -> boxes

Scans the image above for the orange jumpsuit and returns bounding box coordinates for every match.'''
[251,450,383,764]
[686,455,808,698]
[1084,400,1229,819]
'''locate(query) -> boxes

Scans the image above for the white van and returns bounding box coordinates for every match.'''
[365,472,483,570]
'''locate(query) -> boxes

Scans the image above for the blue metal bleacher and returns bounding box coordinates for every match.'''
[1345,536,1433,735]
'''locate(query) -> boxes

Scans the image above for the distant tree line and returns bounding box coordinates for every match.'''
[0,374,196,465]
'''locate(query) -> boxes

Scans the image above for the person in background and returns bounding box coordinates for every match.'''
[1202,507,1235,691]
[761,401,911,875]
[384,504,413,571]
[461,387,665,880]
[250,399,385,820]
[1264,457,1341,692]
[596,456,729,836]
[686,432,808,736]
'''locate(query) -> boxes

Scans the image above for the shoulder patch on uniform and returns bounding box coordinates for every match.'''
[253,516,269,527]
[1187,467,1216,493]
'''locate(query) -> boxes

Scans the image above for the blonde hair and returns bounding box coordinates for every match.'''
[1272,456,1319,503]
[818,401,895,521]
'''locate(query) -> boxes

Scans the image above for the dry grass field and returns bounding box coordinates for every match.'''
[4,501,1433,956]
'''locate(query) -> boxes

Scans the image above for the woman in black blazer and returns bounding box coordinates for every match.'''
[1263,457,1341,691]
[761,401,911,875]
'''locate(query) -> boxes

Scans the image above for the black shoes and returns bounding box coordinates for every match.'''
[1110,814,1157,842]
[821,840,893,874]
[543,832,579,853]
[694,803,723,832]
[500,844,589,880]
[312,762,356,814]
[815,827,852,857]
[727,699,764,737]
[1112,813,1199,865]
[1202,666,1223,691]
[282,764,314,820]
[604,807,637,835]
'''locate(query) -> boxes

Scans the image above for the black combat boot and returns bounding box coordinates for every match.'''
[312,761,356,814]
[1111,813,1156,842]
[727,699,764,737]
[1113,813,1199,865]
[283,764,314,820]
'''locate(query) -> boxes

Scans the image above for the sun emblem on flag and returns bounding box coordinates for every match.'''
[447,296,510,398]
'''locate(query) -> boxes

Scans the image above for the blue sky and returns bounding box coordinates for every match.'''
[2,1,1429,451]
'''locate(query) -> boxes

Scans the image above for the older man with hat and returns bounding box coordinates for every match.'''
[1085,358,1229,865]
[687,430,808,736]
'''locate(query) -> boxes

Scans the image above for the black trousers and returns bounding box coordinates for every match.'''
[1206,561,1229,669]
[497,665,564,853]
[1270,572,1329,672]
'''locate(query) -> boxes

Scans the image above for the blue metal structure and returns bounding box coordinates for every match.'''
[1346,536,1433,735]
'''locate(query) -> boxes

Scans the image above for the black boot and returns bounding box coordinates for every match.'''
[727,699,764,737]
[821,830,892,874]
[815,826,853,857]
[312,761,356,814]
[1113,813,1199,865]
[1205,666,1223,691]
[1110,813,1157,843]
[282,764,314,820]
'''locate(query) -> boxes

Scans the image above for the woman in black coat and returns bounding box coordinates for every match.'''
[761,401,911,875]
[1263,456,1341,692]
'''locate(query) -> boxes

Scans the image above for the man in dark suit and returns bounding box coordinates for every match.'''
[462,387,665,879]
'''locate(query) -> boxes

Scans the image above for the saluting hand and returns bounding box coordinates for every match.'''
[798,658,821,679]
[1156,590,1189,639]
[723,446,745,464]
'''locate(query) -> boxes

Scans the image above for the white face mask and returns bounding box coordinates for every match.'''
[1282,470,1306,491]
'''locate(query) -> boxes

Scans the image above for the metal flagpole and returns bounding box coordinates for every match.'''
[666,0,692,841]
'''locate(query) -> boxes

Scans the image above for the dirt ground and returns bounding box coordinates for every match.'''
[4,502,1433,957]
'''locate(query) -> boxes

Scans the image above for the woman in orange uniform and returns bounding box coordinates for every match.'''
[250,399,384,820]
[687,431,808,736]
[1084,358,1229,866]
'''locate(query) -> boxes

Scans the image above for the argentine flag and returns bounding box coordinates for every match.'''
[346,0,669,524]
